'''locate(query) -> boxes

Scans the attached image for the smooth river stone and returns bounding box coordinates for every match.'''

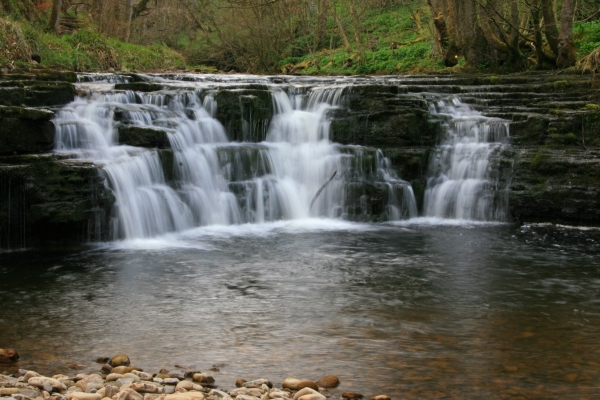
[165,393,205,400]
[109,354,131,368]
[1,388,20,395]
[130,383,161,394]
[162,379,179,386]
[28,377,66,392]
[294,382,318,392]
[143,395,161,400]
[292,389,319,400]
[267,390,289,399]
[107,374,124,383]
[116,389,143,400]
[242,380,271,390]
[163,386,176,395]
[370,396,391,400]
[314,377,339,389]
[175,381,203,392]
[234,396,260,400]
[23,371,41,383]
[341,393,363,400]
[191,375,214,385]
[280,379,302,391]
[130,372,152,381]
[18,388,40,398]
[208,390,232,400]
[111,367,142,375]
[122,374,141,384]
[67,393,102,400]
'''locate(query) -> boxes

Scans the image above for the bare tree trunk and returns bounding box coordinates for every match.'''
[349,0,363,64]
[49,0,62,31]
[125,0,134,42]
[334,7,352,53]
[540,0,559,55]
[531,0,546,69]
[315,0,330,49]
[557,0,576,67]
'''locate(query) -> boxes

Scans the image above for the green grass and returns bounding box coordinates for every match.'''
[574,21,600,56]
[1,19,186,71]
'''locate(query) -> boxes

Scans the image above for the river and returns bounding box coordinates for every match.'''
[1,220,599,398]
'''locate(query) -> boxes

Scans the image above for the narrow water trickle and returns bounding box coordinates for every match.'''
[424,98,510,221]
[53,80,417,241]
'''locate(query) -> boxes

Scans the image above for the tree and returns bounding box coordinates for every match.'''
[49,0,62,31]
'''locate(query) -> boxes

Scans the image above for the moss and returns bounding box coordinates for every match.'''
[118,125,171,148]
[553,80,569,90]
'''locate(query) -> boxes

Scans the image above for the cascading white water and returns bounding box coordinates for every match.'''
[424,98,509,221]
[53,80,417,240]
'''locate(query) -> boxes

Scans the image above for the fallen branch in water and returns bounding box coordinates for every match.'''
[309,170,337,210]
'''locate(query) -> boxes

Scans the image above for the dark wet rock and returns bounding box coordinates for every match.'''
[0,348,19,363]
[315,376,339,388]
[96,358,110,364]
[0,106,55,155]
[101,365,113,373]
[114,83,164,92]
[118,125,171,148]
[212,87,273,142]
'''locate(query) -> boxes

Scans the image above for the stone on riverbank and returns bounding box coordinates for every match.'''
[314,377,339,389]
[192,375,214,385]
[28,377,66,392]
[370,396,390,400]
[341,393,362,400]
[0,349,19,364]
[109,354,131,368]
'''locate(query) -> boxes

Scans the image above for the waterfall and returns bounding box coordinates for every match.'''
[53,80,417,240]
[424,98,510,221]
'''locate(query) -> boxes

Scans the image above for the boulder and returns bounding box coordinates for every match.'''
[109,354,131,368]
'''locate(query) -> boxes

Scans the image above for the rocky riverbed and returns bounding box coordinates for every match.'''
[0,352,389,400]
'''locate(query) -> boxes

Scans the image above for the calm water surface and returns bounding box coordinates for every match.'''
[1,219,600,399]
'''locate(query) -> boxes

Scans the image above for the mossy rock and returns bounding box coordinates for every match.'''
[0,106,55,155]
[118,125,171,148]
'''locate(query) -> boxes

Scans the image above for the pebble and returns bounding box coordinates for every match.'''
[111,367,142,375]
[0,389,20,396]
[370,396,390,400]
[234,381,246,389]
[292,388,319,400]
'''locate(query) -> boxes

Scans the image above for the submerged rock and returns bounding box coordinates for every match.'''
[314,376,339,389]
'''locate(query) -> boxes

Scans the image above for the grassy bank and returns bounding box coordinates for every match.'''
[1,17,186,72]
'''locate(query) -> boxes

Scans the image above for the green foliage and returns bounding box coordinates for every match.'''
[574,21,600,56]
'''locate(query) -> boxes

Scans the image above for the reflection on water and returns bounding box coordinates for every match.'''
[1,222,600,398]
